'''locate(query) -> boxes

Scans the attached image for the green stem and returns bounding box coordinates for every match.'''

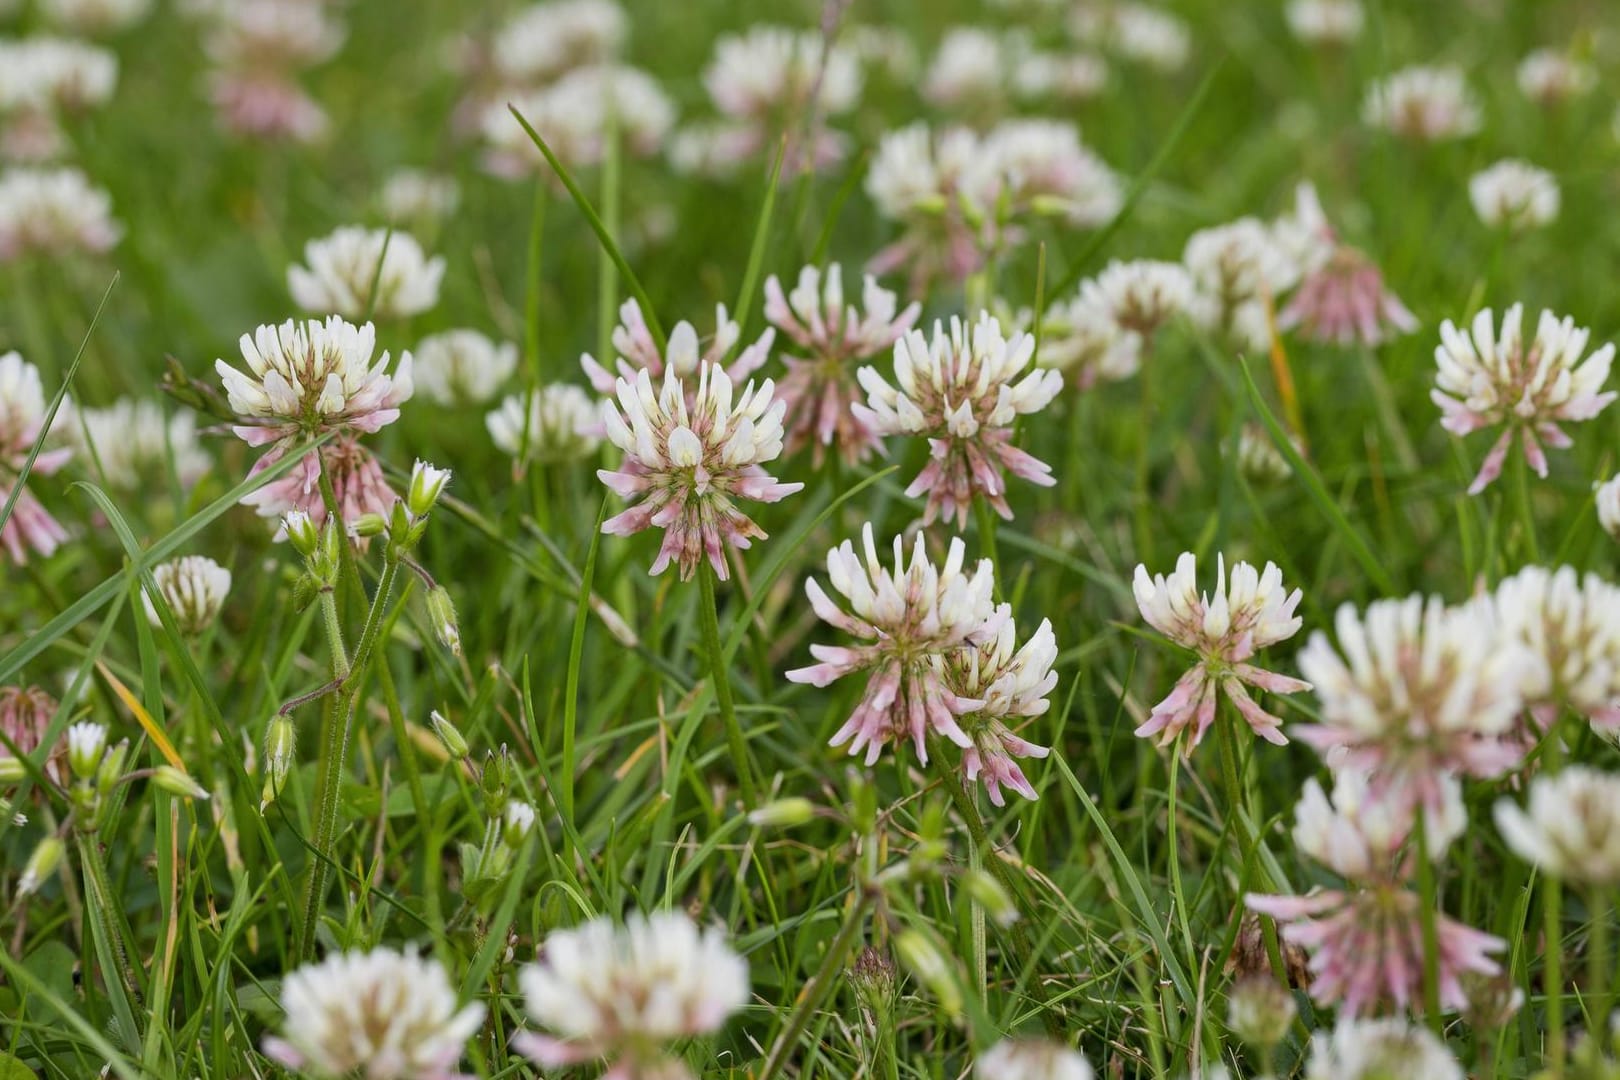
[1512,448,1540,563]
[756,891,869,1080]
[1133,350,1155,563]
[1414,807,1443,1031]
[973,496,1000,581]
[697,560,757,806]
[1545,873,1564,1070]
[77,833,139,1002]
[1589,888,1611,1039]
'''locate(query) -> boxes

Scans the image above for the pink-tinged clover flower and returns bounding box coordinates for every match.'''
[855,313,1061,528]
[1,684,65,784]
[1431,303,1614,495]
[787,523,1002,766]
[946,606,1057,805]
[1495,766,1620,887]
[287,225,445,321]
[1273,182,1417,347]
[597,363,800,581]
[1247,770,1503,1017]
[0,167,121,261]
[1494,565,1620,740]
[1362,65,1481,142]
[581,298,772,397]
[1132,552,1309,750]
[764,262,920,466]
[1301,1017,1464,1080]
[1295,595,1530,816]
[214,316,412,533]
[0,351,71,564]
[864,123,990,293]
[512,912,748,1080]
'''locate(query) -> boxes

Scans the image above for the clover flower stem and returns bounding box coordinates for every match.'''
[1544,871,1565,1070]
[299,553,401,960]
[697,560,757,806]
[1133,348,1155,563]
[973,496,999,583]
[1511,447,1540,563]
[931,736,1065,1035]
[757,886,871,1080]
[316,461,364,623]
[968,827,988,992]
[1414,807,1444,1032]
[1589,887,1611,1032]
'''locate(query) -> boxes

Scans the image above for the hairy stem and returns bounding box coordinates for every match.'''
[697,561,757,806]
[757,889,869,1080]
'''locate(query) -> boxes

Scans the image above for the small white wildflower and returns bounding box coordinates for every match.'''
[38,0,152,34]
[1303,1017,1462,1080]
[1516,47,1595,107]
[977,1037,1094,1080]
[1597,473,1620,541]
[143,555,232,635]
[0,166,121,259]
[288,225,445,320]
[379,170,459,225]
[1079,259,1196,339]
[60,397,210,489]
[414,330,518,406]
[490,65,673,175]
[923,26,1006,110]
[485,385,601,465]
[1362,65,1481,141]
[1468,159,1559,231]
[492,0,626,85]
[1285,0,1364,45]
[1494,766,1620,886]
[66,719,107,779]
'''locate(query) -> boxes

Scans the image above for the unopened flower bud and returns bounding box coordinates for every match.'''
[66,721,107,780]
[503,800,536,848]
[426,587,461,656]
[429,710,469,760]
[284,510,319,557]
[481,746,512,813]
[1029,194,1075,218]
[407,460,451,519]
[0,757,26,783]
[352,513,387,538]
[1226,975,1298,1052]
[961,868,1020,927]
[19,835,64,896]
[748,797,816,828]
[913,193,948,216]
[896,929,961,1015]
[152,765,210,801]
[848,767,877,836]
[261,717,296,809]
[96,739,129,795]
[850,946,898,1022]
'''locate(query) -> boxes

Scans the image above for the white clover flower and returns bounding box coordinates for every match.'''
[922,26,1006,110]
[847,25,920,84]
[705,24,861,120]
[263,947,485,1080]
[1233,421,1292,484]
[207,72,329,144]
[0,350,71,564]
[1028,294,1141,388]
[1071,2,1189,71]
[380,170,459,225]
[979,119,1122,227]
[1285,0,1364,45]
[1468,159,1559,231]
[490,64,673,176]
[39,0,152,34]
[598,364,801,581]
[288,226,445,320]
[1495,766,1620,886]
[205,0,344,69]
[667,121,763,179]
[1494,565,1620,731]
[1295,595,1530,814]
[1184,217,1295,346]
[866,122,982,222]
[1431,304,1615,494]
[947,606,1057,805]
[60,397,210,490]
[486,385,601,465]
[1079,259,1196,340]
[977,1038,1094,1080]
[0,166,120,260]
[788,524,1001,765]
[413,329,518,406]
[581,298,771,396]
[0,37,118,113]
[1303,1017,1462,1080]
[1291,768,1466,882]
[1362,65,1481,141]
[512,912,748,1076]
[216,316,413,446]
[492,0,626,85]
[143,555,232,635]
[855,312,1062,527]
[1597,473,1620,541]
[1516,48,1595,107]
[1013,50,1109,102]
[1133,552,1309,749]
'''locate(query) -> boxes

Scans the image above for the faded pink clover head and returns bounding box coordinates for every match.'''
[1274,182,1417,348]
[1132,552,1309,750]
[764,262,920,466]
[582,298,772,397]
[1431,303,1615,495]
[597,363,801,581]
[1,684,65,785]
[855,313,1061,528]
[0,351,71,564]
[787,523,1002,766]
[512,911,748,1080]
[946,606,1057,805]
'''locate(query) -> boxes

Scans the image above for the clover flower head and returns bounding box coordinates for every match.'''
[489,65,673,176]
[1301,1017,1464,1080]
[1516,48,1595,107]
[263,947,484,1080]
[922,26,1006,111]
[1495,766,1620,887]
[0,685,64,784]
[1012,50,1109,103]
[0,37,118,114]
[855,312,1061,527]
[205,0,344,69]
[1295,595,1529,815]
[1291,768,1466,883]
[1469,159,1559,232]
[864,123,989,291]
[1597,473,1620,542]
[0,166,121,260]
[1079,259,1195,340]
[1071,2,1190,71]
[207,72,328,143]
[947,607,1056,805]
[583,298,773,398]
[493,0,626,84]
[59,397,209,490]
[0,351,71,563]
[1028,294,1141,389]
[40,0,152,34]
[787,523,1002,765]
[1494,565,1620,734]
[487,385,602,465]
[1431,303,1615,494]
[705,24,860,120]
[512,912,748,1078]
[979,119,1122,227]
[1363,65,1481,141]
[1273,182,1416,347]
[380,170,460,226]
[240,436,397,537]
[976,1038,1094,1080]
[143,555,232,635]
[288,226,444,320]
[1285,0,1363,45]
[414,329,518,406]
[597,363,801,581]
[764,262,920,465]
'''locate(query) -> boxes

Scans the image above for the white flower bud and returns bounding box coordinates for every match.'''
[152,765,211,801]
[747,797,816,828]
[406,459,451,520]
[66,721,107,780]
